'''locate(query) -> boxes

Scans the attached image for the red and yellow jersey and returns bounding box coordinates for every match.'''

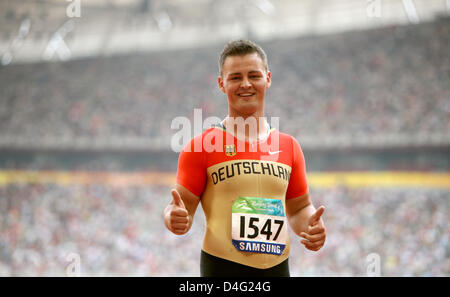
[176,123,308,269]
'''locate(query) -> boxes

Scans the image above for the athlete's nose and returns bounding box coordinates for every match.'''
[240,77,251,89]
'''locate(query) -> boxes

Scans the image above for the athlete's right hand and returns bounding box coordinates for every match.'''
[167,189,190,235]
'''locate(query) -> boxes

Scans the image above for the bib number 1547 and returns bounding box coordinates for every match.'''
[239,216,284,241]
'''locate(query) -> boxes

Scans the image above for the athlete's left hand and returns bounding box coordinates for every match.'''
[300,206,326,251]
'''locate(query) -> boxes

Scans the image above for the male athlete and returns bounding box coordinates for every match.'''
[164,40,326,277]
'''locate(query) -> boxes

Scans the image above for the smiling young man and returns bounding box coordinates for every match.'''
[164,40,326,277]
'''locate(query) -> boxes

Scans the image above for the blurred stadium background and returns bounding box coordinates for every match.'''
[0,0,449,276]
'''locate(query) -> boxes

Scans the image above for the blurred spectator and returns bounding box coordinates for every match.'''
[0,20,449,149]
[0,181,448,276]
[0,17,448,277]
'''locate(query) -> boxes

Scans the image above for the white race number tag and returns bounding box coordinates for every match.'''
[231,197,287,255]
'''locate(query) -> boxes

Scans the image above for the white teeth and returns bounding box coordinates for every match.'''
[239,93,254,96]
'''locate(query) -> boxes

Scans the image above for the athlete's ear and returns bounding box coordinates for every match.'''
[266,71,271,89]
[218,75,226,94]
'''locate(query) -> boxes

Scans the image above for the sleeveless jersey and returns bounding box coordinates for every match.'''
[176,124,308,269]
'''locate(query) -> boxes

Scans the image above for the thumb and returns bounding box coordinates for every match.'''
[309,206,325,226]
[171,189,186,209]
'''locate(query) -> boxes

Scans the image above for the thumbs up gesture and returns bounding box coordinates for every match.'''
[167,189,190,235]
[300,206,326,251]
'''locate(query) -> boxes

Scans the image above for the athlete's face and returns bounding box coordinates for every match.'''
[218,53,271,118]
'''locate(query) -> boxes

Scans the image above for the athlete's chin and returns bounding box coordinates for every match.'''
[233,105,260,117]
[232,98,260,108]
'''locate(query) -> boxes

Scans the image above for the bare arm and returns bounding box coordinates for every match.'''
[163,184,201,235]
[286,193,326,251]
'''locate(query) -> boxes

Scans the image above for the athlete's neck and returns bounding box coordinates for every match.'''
[222,114,269,143]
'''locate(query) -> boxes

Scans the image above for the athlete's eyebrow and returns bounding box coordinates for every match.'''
[227,70,263,76]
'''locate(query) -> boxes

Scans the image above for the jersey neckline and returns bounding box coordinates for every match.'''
[212,118,275,145]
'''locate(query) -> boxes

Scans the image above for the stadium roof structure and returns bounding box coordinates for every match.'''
[0,0,449,65]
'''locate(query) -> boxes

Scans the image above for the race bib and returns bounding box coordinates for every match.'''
[231,197,288,255]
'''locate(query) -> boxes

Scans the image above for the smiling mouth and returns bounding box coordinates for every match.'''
[237,93,256,97]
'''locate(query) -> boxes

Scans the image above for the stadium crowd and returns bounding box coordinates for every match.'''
[0,16,448,277]
[0,19,449,149]
[0,181,448,276]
